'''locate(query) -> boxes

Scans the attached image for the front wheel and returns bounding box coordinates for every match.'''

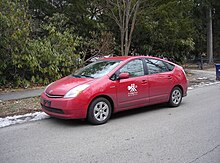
[169,87,182,107]
[87,97,112,125]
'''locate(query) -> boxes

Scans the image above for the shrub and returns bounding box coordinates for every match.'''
[0,1,82,88]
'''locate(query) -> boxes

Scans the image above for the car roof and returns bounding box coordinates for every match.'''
[100,55,166,61]
[100,55,178,66]
[101,56,132,61]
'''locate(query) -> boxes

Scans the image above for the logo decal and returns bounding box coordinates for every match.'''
[49,90,53,94]
[127,84,138,96]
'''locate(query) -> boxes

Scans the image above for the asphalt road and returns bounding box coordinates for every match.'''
[0,84,220,163]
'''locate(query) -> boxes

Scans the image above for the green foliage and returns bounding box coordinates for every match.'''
[26,14,82,84]
[0,1,82,88]
[213,0,220,57]
[0,0,31,86]
[1,0,220,88]
[132,0,196,62]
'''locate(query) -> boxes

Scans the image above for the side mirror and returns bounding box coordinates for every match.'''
[118,72,129,79]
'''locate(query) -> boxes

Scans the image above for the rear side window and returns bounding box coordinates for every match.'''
[164,62,175,71]
[145,59,168,74]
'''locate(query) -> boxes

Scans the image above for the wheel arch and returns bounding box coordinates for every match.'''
[168,85,183,107]
[172,85,183,95]
[87,95,115,117]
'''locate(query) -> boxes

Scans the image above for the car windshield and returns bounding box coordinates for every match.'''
[73,60,122,78]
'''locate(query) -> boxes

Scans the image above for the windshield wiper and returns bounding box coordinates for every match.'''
[72,74,94,78]
[80,75,94,78]
[72,74,81,78]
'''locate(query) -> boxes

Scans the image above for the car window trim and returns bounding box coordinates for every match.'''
[163,61,175,71]
[141,58,148,75]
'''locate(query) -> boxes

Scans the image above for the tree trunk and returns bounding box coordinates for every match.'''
[207,7,213,63]
[124,0,131,56]
[121,29,125,55]
[106,0,140,56]
[127,0,140,56]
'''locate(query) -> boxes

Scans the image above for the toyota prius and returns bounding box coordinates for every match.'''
[41,56,188,124]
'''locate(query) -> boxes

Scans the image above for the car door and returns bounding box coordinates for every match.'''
[144,58,174,104]
[116,59,149,110]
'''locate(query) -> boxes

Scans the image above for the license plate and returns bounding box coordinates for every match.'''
[43,100,51,107]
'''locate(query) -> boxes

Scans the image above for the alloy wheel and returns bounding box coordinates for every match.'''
[171,89,182,105]
[93,101,109,122]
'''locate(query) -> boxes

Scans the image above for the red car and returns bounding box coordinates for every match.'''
[41,56,188,124]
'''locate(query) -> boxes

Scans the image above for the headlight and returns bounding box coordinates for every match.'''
[64,84,90,98]
[44,82,54,93]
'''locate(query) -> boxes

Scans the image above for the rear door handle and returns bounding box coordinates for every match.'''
[167,76,172,79]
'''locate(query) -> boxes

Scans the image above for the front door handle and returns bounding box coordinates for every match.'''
[141,79,148,84]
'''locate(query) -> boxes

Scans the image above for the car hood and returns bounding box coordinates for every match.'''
[45,76,94,96]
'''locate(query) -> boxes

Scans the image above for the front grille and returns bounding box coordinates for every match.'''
[41,104,64,114]
[45,92,63,98]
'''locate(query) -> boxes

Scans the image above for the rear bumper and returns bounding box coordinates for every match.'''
[183,91,187,97]
[183,80,189,97]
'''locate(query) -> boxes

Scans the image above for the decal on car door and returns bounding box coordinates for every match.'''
[127,84,138,96]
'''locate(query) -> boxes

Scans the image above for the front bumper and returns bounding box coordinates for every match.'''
[40,93,88,119]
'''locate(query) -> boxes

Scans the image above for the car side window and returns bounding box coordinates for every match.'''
[119,59,144,77]
[145,59,168,74]
[164,62,175,71]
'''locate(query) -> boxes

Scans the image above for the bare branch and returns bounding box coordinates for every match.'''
[128,0,139,21]
[128,0,140,51]
[107,0,117,6]
[105,0,141,55]
[117,0,123,25]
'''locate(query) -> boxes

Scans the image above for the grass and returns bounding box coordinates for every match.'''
[0,96,41,118]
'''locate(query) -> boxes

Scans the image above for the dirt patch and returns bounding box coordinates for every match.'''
[0,97,41,118]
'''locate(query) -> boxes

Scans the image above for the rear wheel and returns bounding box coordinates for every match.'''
[169,87,182,107]
[87,97,112,125]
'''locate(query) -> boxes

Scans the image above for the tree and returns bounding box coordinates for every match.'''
[207,6,213,63]
[26,13,82,84]
[131,0,196,62]
[0,0,31,86]
[105,0,140,56]
[29,0,111,59]
[192,0,220,63]
[0,1,82,87]
[212,0,220,59]
[208,0,220,62]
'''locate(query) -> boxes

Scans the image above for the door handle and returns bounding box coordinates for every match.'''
[141,79,148,84]
[167,76,172,79]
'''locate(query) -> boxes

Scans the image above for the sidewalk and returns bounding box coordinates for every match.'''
[0,68,218,101]
[186,68,217,86]
[0,88,45,101]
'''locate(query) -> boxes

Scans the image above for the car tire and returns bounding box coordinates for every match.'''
[169,87,182,107]
[87,97,112,125]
